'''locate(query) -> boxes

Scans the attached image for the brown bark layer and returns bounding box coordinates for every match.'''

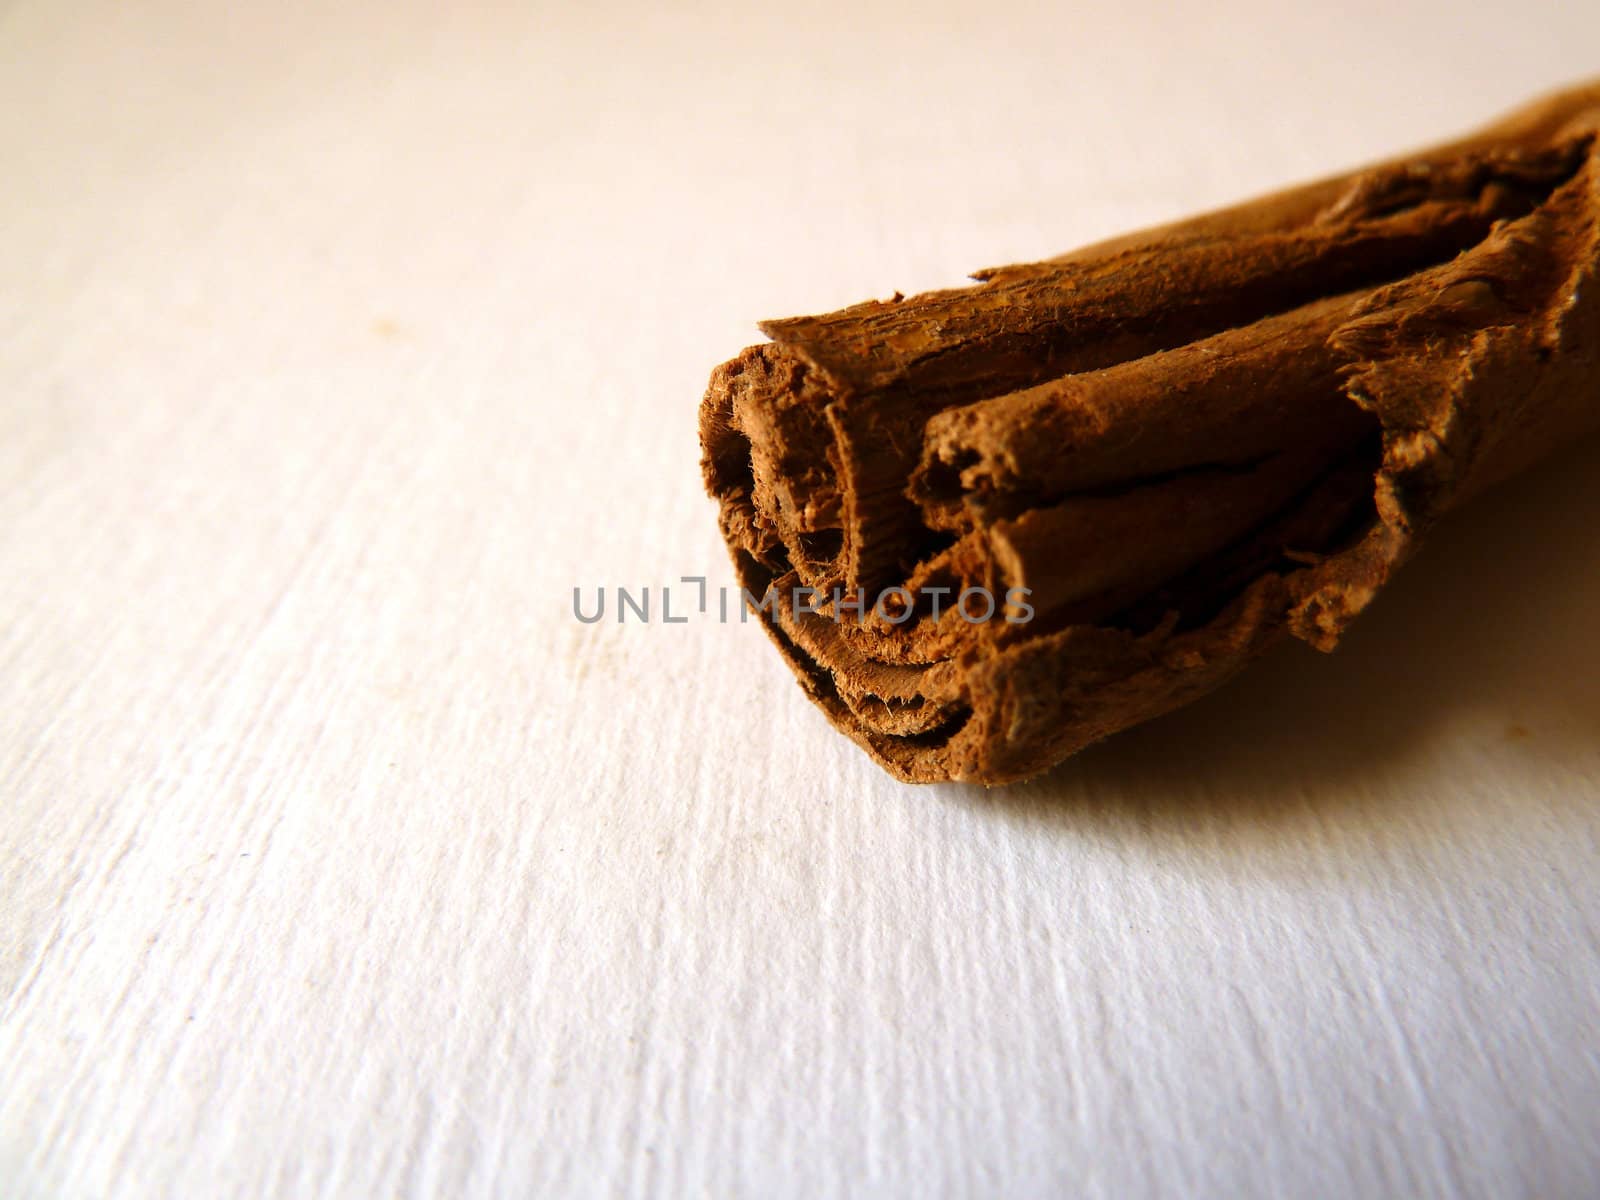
[700,81,1600,784]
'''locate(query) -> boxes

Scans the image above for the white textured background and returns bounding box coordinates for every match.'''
[3,2,1599,1197]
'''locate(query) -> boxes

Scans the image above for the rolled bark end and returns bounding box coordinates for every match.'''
[701,81,1600,784]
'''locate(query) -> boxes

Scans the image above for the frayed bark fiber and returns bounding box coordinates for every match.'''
[700,82,1600,784]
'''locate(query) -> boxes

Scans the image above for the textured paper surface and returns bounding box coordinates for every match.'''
[3,3,1599,1196]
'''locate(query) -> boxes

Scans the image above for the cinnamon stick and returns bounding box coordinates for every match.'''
[700,81,1600,784]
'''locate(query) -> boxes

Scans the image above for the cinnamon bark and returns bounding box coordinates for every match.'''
[700,81,1600,784]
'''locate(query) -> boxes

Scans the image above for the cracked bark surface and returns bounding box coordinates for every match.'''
[700,81,1600,784]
